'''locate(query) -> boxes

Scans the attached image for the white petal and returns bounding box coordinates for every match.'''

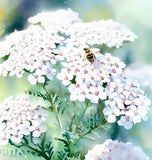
[99,92,107,100]
[90,95,99,103]
[78,95,85,102]
[124,121,133,129]
[39,125,47,133]
[28,74,37,85]
[107,115,116,123]
[33,130,41,137]
[62,80,70,86]
[70,94,77,101]
[38,76,45,83]
[57,73,64,80]
[132,115,141,124]
[32,137,41,144]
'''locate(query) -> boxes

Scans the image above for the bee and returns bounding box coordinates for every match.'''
[83,48,96,64]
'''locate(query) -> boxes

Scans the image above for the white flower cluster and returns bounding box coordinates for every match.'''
[0,25,64,84]
[0,9,137,85]
[29,9,137,49]
[28,8,82,33]
[57,47,150,129]
[0,95,47,145]
[85,139,149,160]
[57,47,125,103]
[65,20,137,48]
[104,78,150,129]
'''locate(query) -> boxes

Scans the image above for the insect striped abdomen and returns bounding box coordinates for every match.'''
[86,53,95,63]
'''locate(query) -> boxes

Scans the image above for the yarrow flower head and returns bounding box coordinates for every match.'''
[65,20,137,48]
[57,46,151,129]
[104,77,151,129]
[28,8,82,33]
[0,9,137,86]
[57,46,126,103]
[0,25,64,84]
[0,95,47,145]
[28,9,137,49]
[85,139,149,160]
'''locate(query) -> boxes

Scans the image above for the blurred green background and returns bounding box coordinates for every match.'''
[0,0,152,159]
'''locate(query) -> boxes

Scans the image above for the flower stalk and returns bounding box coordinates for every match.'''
[42,84,63,129]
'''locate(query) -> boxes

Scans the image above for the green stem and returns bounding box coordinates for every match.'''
[69,101,77,132]
[42,84,63,129]
[41,132,46,147]
[98,100,105,125]
[53,105,63,129]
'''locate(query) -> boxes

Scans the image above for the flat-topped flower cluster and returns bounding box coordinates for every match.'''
[0,95,47,145]
[57,46,150,129]
[0,25,64,84]
[28,8,82,33]
[64,19,137,48]
[85,139,149,160]
[0,9,137,84]
[57,48,126,103]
